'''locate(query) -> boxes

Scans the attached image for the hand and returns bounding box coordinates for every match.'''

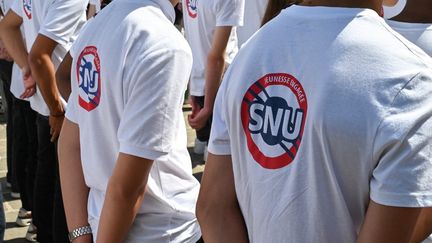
[49,114,64,142]
[20,66,36,99]
[188,96,212,130]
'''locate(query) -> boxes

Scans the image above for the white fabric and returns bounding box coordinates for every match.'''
[11,0,87,115]
[236,0,268,46]
[387,20,432,56]
[182,0,245,96]
[10,63,26,99]
[387,18,432,243]
[209,5,432,242]
[1,0,26,100]
[383,0,406,19]
[0,0,13,14]
[89,0,101,13]
[66,0,200,242]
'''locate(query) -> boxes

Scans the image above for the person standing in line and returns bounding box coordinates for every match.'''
[0,0,38,241]
[58,0,201,242]
[196,0,432,242]
[0,0,87,242]
[384,1,432,242]
[182,0,245,159]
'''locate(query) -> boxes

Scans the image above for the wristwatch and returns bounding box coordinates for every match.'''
[68,225,92,242]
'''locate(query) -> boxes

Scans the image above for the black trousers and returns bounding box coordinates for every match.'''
[34,114,68,243]
[12,99,37,211]
[0,60,14,189]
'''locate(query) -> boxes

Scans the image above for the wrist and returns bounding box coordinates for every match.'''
[68,225,93,242]
[49,102,64,117]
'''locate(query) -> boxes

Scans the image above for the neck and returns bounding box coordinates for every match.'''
[298,0,382,13]
[392,1,432,23]
[169,0,178,6]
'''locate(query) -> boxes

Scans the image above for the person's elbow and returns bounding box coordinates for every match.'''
[207,51,225,68]
[28,49,47,71]
[196,184,216,226]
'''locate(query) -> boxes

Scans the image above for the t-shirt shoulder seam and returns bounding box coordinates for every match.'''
[370,71,422,163]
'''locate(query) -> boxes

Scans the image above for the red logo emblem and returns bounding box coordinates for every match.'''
[241,73,307,169]
[186,0,197,18]
[76,46,101,112]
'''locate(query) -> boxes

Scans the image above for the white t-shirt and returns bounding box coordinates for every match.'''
[209,5,432,243]
[66,0,201,242]
[10,63,26,99]
[182,0,245,96]
[236,0,267,46]
[89,0,101,13]
[0,0,26,99]
[387,18,432,243]
[387,20,432,56]
[0,0,13,14]
[11,0,87,116]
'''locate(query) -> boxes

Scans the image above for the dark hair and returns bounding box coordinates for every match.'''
[261,0,299,26]
[101,0,112,9]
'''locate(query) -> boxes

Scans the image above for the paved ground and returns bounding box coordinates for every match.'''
[0,107,205,242]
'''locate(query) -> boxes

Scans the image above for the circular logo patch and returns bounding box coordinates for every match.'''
[241,73,307,169]
[23,0,32,20]
[186,0,197,18]
[77,46,101,112]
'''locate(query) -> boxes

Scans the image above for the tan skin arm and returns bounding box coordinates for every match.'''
[29,34,64,141]
[410,208,432,243]
[357,200,421,243]
[0,10,36,98]
[188,26,232,130]
[55,52,72,101]
[196,153,249,243]
[96,153,153,243]
[87,4,97,19]
[58,118,92,243]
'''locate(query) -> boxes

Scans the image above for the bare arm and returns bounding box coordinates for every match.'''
[29,34,64,141]
[188,26,232,130]
[196,153,249,243]
[96,153,153,243]
[0,10,36,98]
[58,118,92,243]
[87,4,96,19]
[56,52,72,101]
[410,208,432,243]
[357,200,421,243]
[0,10,26,67]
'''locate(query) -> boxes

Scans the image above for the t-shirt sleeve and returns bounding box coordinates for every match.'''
[10,0,22,17]
[208,75,231,155]
[65,74,79,124]
[370,71,432,207]
[214,0,244,27]
[39,0,87,48]
[64,40,80,124]
[117,45,193,161]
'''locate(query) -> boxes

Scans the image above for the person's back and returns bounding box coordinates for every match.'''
[65,0,201,241]
[205,4,432,242]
